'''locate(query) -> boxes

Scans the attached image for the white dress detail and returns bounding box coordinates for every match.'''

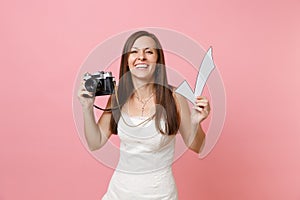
[102,113,178,200]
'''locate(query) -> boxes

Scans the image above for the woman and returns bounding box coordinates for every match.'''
[78,31,210,200]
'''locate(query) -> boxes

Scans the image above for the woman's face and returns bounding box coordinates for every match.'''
[127,36,158,82]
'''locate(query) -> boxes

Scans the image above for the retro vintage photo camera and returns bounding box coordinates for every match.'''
[83,71,115,96]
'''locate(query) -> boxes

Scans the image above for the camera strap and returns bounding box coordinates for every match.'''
[93,85,155,127]
[93,104,117,111]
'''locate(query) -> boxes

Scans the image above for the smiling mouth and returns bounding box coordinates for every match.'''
[135,64,148,69]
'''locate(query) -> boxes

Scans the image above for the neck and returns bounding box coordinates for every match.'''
[131,78,155,100]
[134,86,154,101]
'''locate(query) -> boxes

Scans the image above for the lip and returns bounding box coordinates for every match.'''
[134,63,149,69]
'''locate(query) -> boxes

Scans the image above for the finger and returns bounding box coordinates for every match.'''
[78,80,88,92]
[79,85,85,92]
[78,90,94,98]
[195,101,208,106]
[195,102,208,109]
[78,81,85,90]
[79,84,88,92]
[196,105,205,109]
[195,99,209,104]
[196,96,208,101]
[82,93,94,98]
[80,80,87,88]
[194,104,210,113]
[193,106,203,112]
[195,98,208,104]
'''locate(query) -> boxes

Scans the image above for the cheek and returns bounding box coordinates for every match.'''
[152,54,159,63]
[128,54,138,64]
[127,57,134,67]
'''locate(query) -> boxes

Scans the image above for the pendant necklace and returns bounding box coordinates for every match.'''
[135,92,154,117]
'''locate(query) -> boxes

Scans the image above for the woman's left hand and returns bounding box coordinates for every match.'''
[192,96,211,124]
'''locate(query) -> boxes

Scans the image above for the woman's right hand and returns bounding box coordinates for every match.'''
[77,80,95,110]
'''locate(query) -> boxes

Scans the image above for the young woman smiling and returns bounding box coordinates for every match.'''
[78,31,210,200]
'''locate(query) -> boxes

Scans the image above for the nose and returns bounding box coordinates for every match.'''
[138,51,146,60]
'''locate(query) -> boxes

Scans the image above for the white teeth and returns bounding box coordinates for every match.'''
[136,64,148,68]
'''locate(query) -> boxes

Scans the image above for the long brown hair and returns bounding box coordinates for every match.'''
[110,31,180,135]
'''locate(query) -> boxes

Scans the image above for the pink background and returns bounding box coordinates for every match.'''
[1,0,299,199]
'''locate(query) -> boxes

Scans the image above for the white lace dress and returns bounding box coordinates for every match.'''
[102,113,178,200]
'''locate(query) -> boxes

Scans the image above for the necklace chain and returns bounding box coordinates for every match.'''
[135,92,154,116]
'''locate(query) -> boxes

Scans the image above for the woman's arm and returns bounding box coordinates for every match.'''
[78,80,112,151]
[174,93,210,154]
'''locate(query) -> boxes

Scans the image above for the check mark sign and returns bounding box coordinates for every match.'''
[175,47,215,103]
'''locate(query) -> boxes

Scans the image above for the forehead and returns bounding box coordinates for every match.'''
[132,36,156,49]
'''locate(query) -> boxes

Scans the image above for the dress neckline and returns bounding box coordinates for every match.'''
[121,110,155,121]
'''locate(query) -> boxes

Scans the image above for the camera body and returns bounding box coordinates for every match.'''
[83,71,115,96]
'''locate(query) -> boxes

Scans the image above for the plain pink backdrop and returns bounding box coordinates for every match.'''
[1,0,299,199]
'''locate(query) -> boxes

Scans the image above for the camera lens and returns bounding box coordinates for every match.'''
[85,78,98,93]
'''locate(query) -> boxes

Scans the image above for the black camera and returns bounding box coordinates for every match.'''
[83,71,115,96]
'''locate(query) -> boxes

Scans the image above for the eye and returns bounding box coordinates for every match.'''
[129,50,138,54]
[145,50,153,54]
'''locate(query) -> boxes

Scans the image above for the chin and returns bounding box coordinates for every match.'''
[131,69,155,79]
